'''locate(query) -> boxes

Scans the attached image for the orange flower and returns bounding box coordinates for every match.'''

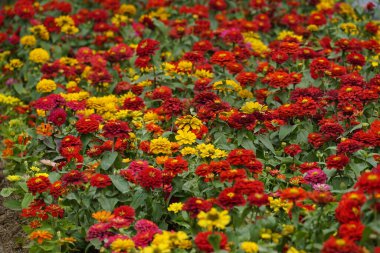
[156,156,168,165]
[29,230,53,244]
[92,210,114,222]
[2,147,13,157]
[36,123,53,136]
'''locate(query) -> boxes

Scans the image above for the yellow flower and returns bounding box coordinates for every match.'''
[213,79,242,92]
[144,111,160,123]
[241,101,268,114]
[30,25,50,40]
[176,60,193,73]
[61,25,79,35]
[241,241,259,253]
[238,89,253,99]
[150,137,172,155]
[142,244,170,253]
[282,224,295,236]
[0,93,21,105]
[60,91,90,101]
[5,59,23,71]
[36,109,46,117]
[59,237,76,244]
[306,25,319,32]
[197,208,230,231]
[243,32,269,56]
[287,247,301,253]
[117,4,137,16]
[111,14,128,27]
[268,197,293,213]
[194,69,214,79]
[168,202,183,213]
[175,115,202,132]
[175,130,196,145]
[92,210,114,222]
[36,79,56,93]
[277,30,303,42]
[20,35,36,47]
[340,23,358,35]
[35,173,49,178]
[110,238,135,252]
[6,175,22,182]
[180,147,198,156]
[29,230,53,244]
[29,48,50,64]
[55,16,75,27]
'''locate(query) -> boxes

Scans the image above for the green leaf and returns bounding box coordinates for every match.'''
[279,125,297,140]
[48,172,60,183]
[257,135,275,154]
[98,196,118,211]
[21,193,34,208]
[241,139,256,151]
[101,151,118,170]
[131,189,147,208]
[110,175,130,194]
[3,199,22,211]
[0,187,16,197]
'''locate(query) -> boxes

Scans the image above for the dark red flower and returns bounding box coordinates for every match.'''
[194,231,228,253]
[136,39,160,57]
[27,176,51,195]
[90,174,112,188]
[136,167,163,190]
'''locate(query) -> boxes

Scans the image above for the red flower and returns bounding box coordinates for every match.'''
[355,172,380,194]
[227,149,256,166]
[320,122,344,140]
[136,39,160,57]
[284,144,302,157]
[123,97,145,111]
[50,181,65,199]
[183,197,212,218]
[236,72,257,87]
[309,191,335,205]
[61,135,82,148]
[338,222,364,242]
[326,154,350,170]
[280,187,307,202]
[310,57,331,79]
[90,174,112,188]
[337,139,363,154]
[76,117,99,134]
[103,120,131,139]
[113,205,135,225]
[218,187,246,209]
[308,13,326,26]
[210,51,235,66]
[161,97,183,115]
[194,231,228,253]
[335,200,361,223]
[321,236,361,253]
[136,167,163,190]
[27,176,51,195]
[234,179,264,195]
[248,192,269,206]
[61,170,87,186]
[164,156,188,175]
[263,71,293,88]
[346,53,365,66]
[45,204,64,218]
[220,169,247,182]
[48,108,67,127]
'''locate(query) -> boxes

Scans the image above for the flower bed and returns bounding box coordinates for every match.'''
[0,0,380,252]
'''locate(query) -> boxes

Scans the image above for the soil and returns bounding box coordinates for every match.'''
[0,171,27,253]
